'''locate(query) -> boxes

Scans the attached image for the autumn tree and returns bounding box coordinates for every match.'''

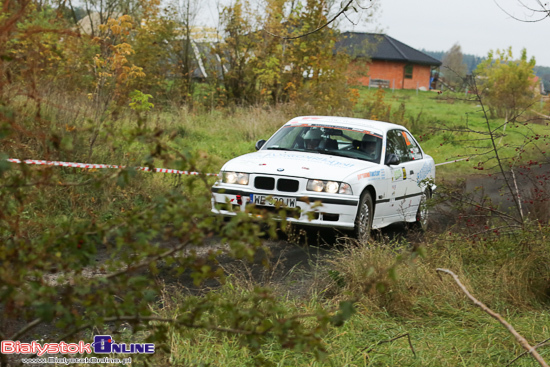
[215,0,260,105]
[442,43,468,89]
[130,0,180,101]
[475,47,537,120]
[283,0,357,113]
[73,0,144,37]
[213,0,363,112]
[171,0,201,103]
[249,0,287,105]
[88,14,146,159]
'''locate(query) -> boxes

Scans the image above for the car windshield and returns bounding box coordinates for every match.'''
[264,125,383,163]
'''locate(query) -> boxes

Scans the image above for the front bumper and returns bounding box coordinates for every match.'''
[211,185,359,229]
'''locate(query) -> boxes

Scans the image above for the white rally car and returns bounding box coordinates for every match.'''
[211,116,435,241]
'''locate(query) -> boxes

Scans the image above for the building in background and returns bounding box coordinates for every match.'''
[336,32,442,90]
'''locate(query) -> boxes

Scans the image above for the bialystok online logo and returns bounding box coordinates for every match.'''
[1,335,155,356]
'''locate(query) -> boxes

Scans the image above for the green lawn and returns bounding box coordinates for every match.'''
[356,87,549,178]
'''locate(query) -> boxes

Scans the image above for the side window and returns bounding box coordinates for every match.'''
[269,126,302,149]
[402,131,423,160]
[386,130,411,163]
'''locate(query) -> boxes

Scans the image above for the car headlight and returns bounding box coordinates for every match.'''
[325,181,339,194]
[306,180,353,195]
[222,171,249,185]
[338,183,353,195]
[307,179,325,192]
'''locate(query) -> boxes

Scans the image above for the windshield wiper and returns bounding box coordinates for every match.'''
[266,147,300,151]
[316,149,353,158]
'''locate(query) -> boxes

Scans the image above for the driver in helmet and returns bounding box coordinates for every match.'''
[303,129,323,150]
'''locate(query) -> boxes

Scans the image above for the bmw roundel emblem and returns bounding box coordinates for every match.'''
[277,168,284,172]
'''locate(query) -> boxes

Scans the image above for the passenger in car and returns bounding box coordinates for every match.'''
[320,138,338,150]
[360,136,378,160]
[361,140,376,156]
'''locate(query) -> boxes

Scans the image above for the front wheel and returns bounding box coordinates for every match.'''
[414,189,431,231]
[354,192,374,244]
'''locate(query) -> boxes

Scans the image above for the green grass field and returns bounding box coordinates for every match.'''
[356,88,549,178]
[148,87,549,180]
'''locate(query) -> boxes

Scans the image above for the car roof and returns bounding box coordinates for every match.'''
[287,116,407,134]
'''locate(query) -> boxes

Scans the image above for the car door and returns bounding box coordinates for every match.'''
[398,130,426,218]
[384,129,424,221]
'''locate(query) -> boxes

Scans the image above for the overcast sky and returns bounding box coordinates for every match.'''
[367,0,550,67]
[197,0,550,67]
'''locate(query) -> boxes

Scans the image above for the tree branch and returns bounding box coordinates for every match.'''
[436,268,549,367]
[8,318,43,341]
[264,0,359,40]
[531,109,550,119]
[507,338,550,366]
[471,77,525,224]
[354,333,416,360]
[444,193,522,223]
[494,0,550,22]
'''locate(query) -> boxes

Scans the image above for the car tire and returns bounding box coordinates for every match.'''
[414,189,431,231]
[354,192,374,244]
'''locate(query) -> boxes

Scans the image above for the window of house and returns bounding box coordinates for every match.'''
[404,64,413,79]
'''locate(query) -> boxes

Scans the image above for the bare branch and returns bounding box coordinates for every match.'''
[104,237,194,281]
[494,0,550,22]
[471,77,525,224]
[444,193,522,223]
[508,338,550,366]
[264,0,364,40]
[436,268,549,367]
[531,110,550,119]
[8,318,43,341]
[354,333,416,360]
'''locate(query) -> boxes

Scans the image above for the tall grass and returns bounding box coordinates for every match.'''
[4,89,296,233]
[140,228,550,366]
[319,230,550,315]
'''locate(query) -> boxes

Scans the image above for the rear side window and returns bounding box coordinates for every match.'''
[402,131,423,160]
[386,130,422,163]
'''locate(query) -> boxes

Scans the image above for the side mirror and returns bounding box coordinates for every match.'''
[255,139,266,150]
[385,153,400,166]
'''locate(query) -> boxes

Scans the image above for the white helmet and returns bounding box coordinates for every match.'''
[304,129,322,140]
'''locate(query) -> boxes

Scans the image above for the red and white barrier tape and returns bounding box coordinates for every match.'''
[7,156,465,174]
[435,158,469,167]
[6,158,219,176]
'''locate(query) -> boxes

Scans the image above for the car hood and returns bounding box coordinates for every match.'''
[221,150,378,181]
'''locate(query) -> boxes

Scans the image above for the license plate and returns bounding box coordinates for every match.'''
[251,194,296,208]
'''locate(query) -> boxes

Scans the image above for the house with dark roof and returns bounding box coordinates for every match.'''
[336,32,442,90]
